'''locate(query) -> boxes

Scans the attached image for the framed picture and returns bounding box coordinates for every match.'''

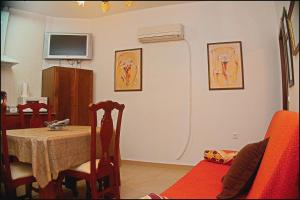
[287,1,299,55]
[207,41,244,90]
[283,8,294,87]
[114,48,142,91]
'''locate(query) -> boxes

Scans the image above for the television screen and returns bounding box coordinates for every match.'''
[44,32,92,59]
[49,35,87,56]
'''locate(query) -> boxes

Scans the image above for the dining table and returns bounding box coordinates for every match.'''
[6,125,115,199]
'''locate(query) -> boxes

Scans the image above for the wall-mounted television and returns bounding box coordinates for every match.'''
[43,32,92,60]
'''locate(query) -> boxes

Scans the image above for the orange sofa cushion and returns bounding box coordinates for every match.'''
[161,160,230,199]
[247,111,299,199]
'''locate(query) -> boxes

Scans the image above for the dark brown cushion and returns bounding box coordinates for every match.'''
[217,138,269,199]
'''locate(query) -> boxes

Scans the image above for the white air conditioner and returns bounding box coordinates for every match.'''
[138,24,184,43]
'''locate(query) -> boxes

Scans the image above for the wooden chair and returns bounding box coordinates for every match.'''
[1,103,36,199]
[63,100,125,199]
[17,102,52,128]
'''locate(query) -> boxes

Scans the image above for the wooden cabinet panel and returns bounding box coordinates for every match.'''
[42,67,55,111]
[55,67,76,123]
[42,66,93,125]
[76,69,93,125]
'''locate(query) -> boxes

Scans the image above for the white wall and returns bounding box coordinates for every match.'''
[1,9,46,106]
[1,1,285,165]
[88,1,282,165]
[274,1,299,112]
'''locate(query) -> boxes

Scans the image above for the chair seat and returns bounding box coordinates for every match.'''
[10,162,33,180]
[71,159,101,173]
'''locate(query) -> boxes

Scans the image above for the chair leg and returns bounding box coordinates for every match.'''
[5,185,17,200]
[112,166,121,198]
[114,186,120,199]
[102,176,111,199]
[90,180,98,200]
[85,180,91,199]
[112,175,120,199]
[114,165,121,186]
[25,184,32,199]
[57,174,65,199]
[64,176,78,197]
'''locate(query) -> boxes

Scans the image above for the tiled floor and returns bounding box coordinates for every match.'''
[119,160,193,199]
[12,160,193,199]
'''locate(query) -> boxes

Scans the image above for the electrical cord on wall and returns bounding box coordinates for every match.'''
[176,38,192,160]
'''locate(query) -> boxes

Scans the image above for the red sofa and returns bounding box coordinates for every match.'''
[162,111,299,199]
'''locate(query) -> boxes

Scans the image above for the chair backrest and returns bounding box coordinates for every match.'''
[1,103,12,181]
[89,100,125,176]
[17,102,52,128]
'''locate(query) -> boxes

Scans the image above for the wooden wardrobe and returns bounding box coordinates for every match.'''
[42,66,93,125]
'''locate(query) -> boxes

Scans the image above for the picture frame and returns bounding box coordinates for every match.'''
[287,1,299,55]
[114,48,142,91]
[207,41,244,90]
[283,8,294,87]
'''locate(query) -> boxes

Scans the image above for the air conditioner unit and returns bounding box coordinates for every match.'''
[138,24,184,43]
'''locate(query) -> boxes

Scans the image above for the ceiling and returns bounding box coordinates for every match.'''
[2,1,193,18]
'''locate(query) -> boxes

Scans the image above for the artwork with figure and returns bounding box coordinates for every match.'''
[207,41,244,90]
[115,48,142,91]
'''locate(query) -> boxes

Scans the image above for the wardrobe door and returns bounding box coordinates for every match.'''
[42,67,56,112]
[75,69,93,125]
[55,67,76,123]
